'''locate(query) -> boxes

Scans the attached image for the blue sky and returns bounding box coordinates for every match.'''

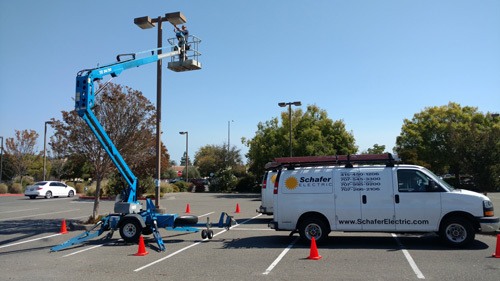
[1,0,499,165]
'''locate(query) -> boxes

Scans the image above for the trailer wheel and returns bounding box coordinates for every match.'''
[299,217,328,244]
[439,217,475,248]
[119,217,143,243]
[142,228,153,235]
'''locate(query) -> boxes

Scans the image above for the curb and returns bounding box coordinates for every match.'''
[0,193,24,197]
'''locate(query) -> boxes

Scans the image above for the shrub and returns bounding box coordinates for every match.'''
[13,176,34,188]
[173,181,190,192]
[161,183,181,194]
[74,183,85,194]
[210,169,237,193]
[0,183,8,194]
[235,174,259,193]
[9,183,23,194]
[85,185,96,196]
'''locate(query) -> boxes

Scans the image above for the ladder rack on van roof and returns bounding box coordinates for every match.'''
[265,153,398,169]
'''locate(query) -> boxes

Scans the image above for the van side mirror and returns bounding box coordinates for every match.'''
[426,180,438,192]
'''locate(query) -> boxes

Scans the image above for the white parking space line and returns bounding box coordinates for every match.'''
[134,213,263,272]
[0,209,80,221]
[1,208,39,214]
[391,233,425,279]
[0,233,62,249]
[198,212,214,218]
[29,197,75,203]
[62,240,123,257]
[263,236,300,275]
[63,244,104,257]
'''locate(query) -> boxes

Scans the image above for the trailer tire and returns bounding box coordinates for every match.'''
[174,215,198,227]
[119,217,143,243]
[299,217,328,244]
[142,228,153,235]
[439,217,475,248]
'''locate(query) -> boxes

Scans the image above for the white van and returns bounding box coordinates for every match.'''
[268,154,499,247]
[257,170,278,215]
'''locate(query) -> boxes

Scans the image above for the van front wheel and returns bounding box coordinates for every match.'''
[439,217,475,248]
[299,217,328,244]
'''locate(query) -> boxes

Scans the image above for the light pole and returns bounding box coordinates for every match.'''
[227,120,233,165]
[134,12,187,210]
[278,101,301,157]
[179,131,188,184]
[0,136,3,183]
[43,121,54,181]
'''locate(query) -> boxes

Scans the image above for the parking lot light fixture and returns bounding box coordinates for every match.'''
[278,101,302,157]
[179,131,189,184]
[43,121,54,181]
[0,136,3,183]
[133,11,187,210]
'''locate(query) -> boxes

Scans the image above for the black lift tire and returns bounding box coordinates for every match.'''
[174,215,199,227]
[119,217,143,243]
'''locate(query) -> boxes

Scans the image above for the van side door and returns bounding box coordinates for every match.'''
[334,168,363,230]
[394,168,442,231]
[358,167,396,231]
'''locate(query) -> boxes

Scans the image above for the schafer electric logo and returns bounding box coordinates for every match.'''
[284,175,333,189]
[285,176,299,190]
[271,174,277,184]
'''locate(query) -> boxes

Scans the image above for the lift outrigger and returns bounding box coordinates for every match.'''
[51,25,235,252]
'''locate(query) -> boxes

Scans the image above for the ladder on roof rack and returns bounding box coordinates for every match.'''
[265,153,398,169]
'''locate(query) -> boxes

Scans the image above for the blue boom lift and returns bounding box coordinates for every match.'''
[51,34,234,252]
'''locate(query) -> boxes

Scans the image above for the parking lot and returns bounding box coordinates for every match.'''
[1,192,499,280]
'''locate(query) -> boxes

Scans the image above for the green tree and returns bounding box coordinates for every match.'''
[194,143,244,191]
[244,104,357,180]
[4,129,39,185]
[51,82,160,220]
[395,102,499,191]
[180,152,192,166]
[362,144,387,154]
[194,144,242,177]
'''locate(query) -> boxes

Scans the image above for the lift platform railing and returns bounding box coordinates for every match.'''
[166,35,202,72]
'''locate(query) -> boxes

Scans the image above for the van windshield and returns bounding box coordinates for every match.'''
[422,167,455,191]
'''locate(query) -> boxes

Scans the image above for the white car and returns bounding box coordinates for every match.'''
[24,181,76,199]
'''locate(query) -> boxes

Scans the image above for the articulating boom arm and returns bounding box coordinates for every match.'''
[74,48,179,206]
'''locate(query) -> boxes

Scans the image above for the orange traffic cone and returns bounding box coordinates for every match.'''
[59,219,68,234]
[493,234,500,258]
[235,203,241,213]
[134,235,149,256]
[307,237,322,260]
[185,203,191,214]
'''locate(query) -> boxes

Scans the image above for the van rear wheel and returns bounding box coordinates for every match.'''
[299,217,328,244]
[439,217,475,248]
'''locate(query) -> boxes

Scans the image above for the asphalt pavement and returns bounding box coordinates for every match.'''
[1,192,499,280]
